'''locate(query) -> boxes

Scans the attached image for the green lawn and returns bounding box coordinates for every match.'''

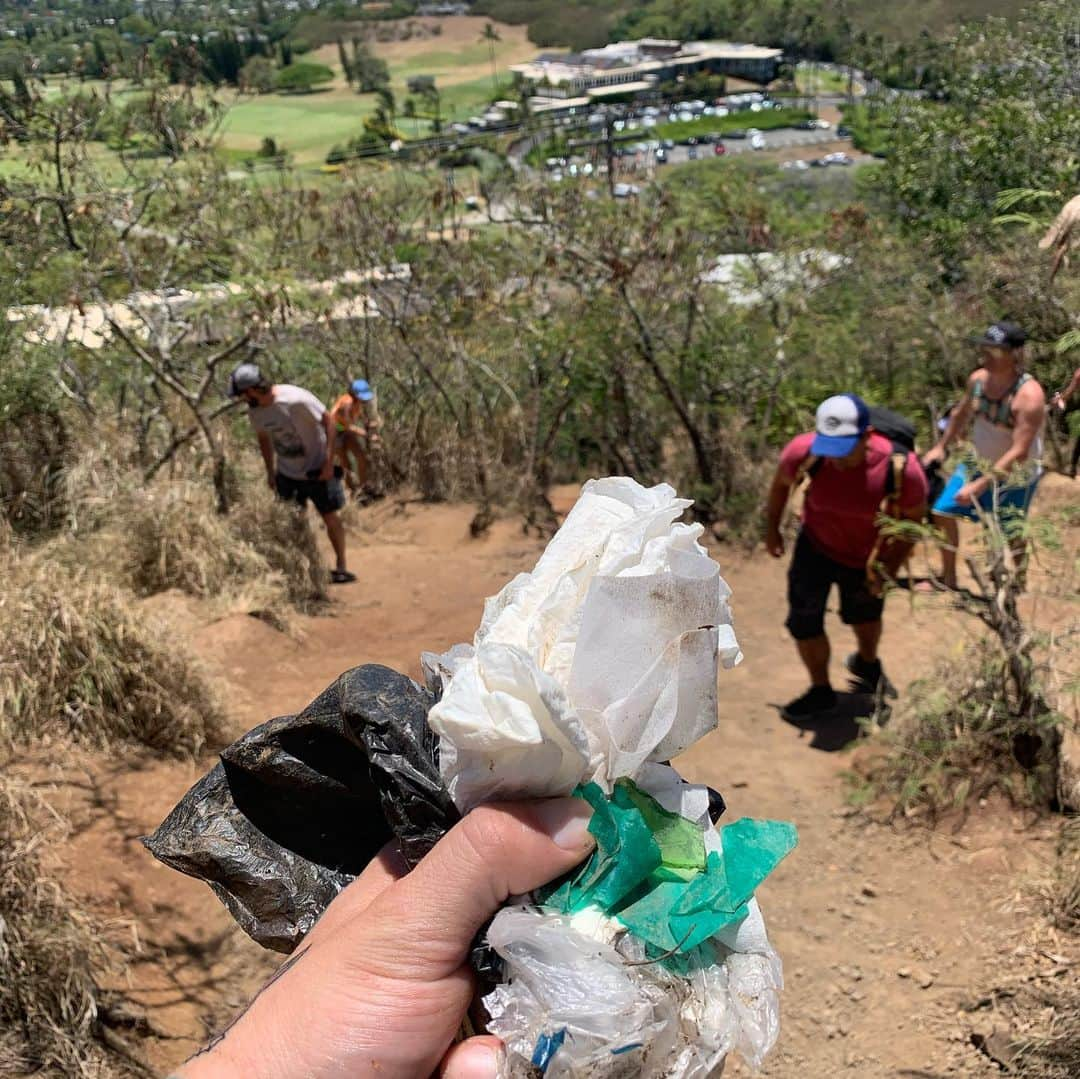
[220,89,375,163]
[795,63,849,95]
[653,107,812,143]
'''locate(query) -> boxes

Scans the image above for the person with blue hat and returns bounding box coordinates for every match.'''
[330,378,381,495]
[764,393,928,720]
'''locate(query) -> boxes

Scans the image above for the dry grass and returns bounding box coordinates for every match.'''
[0,550,227,757]
[1054,817,1080,930]
[232,486,328,612]
[126,481,270,600]
[0,776,144,1078]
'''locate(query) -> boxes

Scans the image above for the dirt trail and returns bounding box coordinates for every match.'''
[30,480,1076,1077]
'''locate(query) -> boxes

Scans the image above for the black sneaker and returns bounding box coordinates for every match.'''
[781,685,838,720]
[845,654,897,699]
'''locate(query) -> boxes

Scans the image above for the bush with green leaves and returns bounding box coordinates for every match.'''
[275,61,334,94]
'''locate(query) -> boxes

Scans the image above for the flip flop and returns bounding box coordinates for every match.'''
[330,569,357,585]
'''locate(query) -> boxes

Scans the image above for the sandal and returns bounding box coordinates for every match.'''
[330,569,357,585]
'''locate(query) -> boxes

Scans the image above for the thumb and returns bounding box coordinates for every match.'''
[360,797,595,979]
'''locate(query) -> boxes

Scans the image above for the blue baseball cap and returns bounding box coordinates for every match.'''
[350,378,374,401]
[810,393,870,457]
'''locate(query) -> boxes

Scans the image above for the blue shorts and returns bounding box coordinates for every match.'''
[931,462,1040,527]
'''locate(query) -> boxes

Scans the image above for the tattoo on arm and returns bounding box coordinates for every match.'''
[184,945,311,1062]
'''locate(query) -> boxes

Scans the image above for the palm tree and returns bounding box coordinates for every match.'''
[480,21,500,97]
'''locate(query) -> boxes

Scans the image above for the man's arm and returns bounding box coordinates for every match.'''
[956,380,1046,502]
[1053,366,1080,408]
[764,467,794,558]
[924,371,979,465]
[257,431,275,489]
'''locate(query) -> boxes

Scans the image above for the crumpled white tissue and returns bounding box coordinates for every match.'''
[428,478,742,812]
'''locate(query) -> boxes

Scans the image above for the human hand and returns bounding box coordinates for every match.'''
[954,481,981,506]
[319,458,334,482]
[173,797,596,1079]
[1052,392,1065,412]
[866,565,883,598]
[921,445,944,469]
[765,529,785,558]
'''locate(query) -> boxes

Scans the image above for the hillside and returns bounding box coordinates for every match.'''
[471,0,1032,54]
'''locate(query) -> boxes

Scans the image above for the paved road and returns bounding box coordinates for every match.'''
[660,127,839,166]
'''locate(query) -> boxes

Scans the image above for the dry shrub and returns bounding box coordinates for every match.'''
[233,486,328,611]
[0,552,227,757]
[0,777,144,1078]
[125,482,269,599]
[866,638,1062,820]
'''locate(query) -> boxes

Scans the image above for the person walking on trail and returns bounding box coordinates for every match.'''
[920,322,1046,591]
[1051,364,1080,478]
[764,394,928,721]
[228,363,356,585]
[329,378,380,494]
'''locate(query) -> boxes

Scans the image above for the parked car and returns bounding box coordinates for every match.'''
[813,119,831,130]
[750,133,766,150]
[661,138,675,149]
[836,124,852,138]
[796,119,819,130]
[613,183,640,198]
[654,148,668,163]
[713,143,727,156]
[726,129,747,139]
[688,146,698,160]
[780,159,810,171]
[809,157,829,167]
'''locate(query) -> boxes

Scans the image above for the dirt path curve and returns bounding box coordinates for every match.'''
[41,482,1069,1077]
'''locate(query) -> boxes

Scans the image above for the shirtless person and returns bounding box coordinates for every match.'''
[921,322,1046,590]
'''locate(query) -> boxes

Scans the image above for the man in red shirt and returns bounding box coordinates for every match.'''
[764,394,928,719]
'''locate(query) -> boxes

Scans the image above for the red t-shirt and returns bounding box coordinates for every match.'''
[779,432,928,568]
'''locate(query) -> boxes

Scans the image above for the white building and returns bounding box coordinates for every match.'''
[511,39,783,99]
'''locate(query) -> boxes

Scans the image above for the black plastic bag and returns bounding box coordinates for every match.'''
[144,664,459,954]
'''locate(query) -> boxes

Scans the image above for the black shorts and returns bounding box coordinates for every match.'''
[785,531,884,641]
[274,469,346,515]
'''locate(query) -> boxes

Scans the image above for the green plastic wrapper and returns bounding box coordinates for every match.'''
[543,780,797,957]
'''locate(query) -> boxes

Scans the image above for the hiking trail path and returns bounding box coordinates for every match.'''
[33,479,1077,1078]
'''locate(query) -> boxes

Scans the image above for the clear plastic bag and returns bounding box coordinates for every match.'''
[484,906,781,1078]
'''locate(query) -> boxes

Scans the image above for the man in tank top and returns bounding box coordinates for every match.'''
[920,321,1046,590]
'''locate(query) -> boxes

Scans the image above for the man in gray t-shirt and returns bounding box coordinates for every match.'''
[229,363,355,584]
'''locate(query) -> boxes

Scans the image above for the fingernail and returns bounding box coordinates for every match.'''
[532,796,595,852]
[458,1043,503,1079]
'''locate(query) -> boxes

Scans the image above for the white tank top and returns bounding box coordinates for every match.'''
[971,410,1043,475]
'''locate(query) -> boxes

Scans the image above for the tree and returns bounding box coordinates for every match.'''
[402,96,418,137]
[337,39,353,86]
[239,55,277,94]
[417,79,441,135]
[875,0,1080,263]
[275,62,334,94]
[480,21,501,96]
[352,42,389,93]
